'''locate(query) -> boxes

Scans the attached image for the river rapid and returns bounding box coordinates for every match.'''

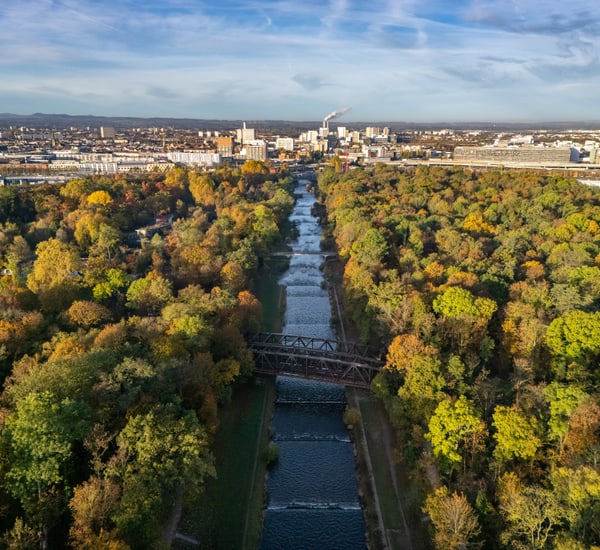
[260,180,367,549]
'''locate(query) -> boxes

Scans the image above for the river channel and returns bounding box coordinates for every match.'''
[260,180,367,549]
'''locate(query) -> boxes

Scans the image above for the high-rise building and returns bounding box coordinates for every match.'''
[100,126,116,139]
[166,152,221,167]
[217,136,234,157]
[236,122,255,144]
[365,127,380,138]
[245,140,267,161]
[275,137,294,151]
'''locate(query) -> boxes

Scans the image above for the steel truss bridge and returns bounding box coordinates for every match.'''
[248,333,384,388]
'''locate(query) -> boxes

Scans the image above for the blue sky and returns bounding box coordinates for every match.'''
[1,0,598,122]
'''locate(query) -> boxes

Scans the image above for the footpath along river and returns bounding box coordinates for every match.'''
[260,179,367,549]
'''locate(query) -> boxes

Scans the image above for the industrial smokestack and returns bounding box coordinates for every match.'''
[323,107,351,128]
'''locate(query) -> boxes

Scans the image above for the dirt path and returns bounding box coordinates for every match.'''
[325,252,414,548]
[349,389,414,550]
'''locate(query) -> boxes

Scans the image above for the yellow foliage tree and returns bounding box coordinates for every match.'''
[87,190,113,208]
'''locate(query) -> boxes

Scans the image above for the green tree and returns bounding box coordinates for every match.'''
[2,391,90,544]
[111,403,215,548]
[350,227,389,269]
[250,204,279,248]
[544,383,589,455]
[93,268,130,303]
[492,405,542,464]
[90,223,121,260]
[427,396,487,475]
[433,286,497,320]
[546,310,600,382]
[551,466,600,544]
[125,273,172,315]
[433,286,497,356]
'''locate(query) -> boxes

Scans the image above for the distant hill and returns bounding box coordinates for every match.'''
[0,113,321,132]
[0,112,599,132]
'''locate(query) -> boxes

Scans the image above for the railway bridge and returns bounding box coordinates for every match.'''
[247,333,384,388]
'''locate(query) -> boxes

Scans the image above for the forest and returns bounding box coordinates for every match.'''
[0,161,295,549]
[318,163,600,549]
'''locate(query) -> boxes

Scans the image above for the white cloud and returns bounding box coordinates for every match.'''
[0,0,599,120]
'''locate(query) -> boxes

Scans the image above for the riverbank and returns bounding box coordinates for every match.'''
[175,376,276,549]
[324,255,430,549]
[347,388,422,550]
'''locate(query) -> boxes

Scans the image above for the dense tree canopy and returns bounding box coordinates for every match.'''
[319,164,600,548]
[0,166,294,547]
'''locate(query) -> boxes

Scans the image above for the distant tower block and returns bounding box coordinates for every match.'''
[237,122,255,144]
[100,126,116,139]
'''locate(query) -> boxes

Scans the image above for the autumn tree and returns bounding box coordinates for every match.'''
[498,472,562,549]
[68,477,126,549]
[27,238,83,312]
[66,300,113,328]
[423,486,481,549]
[241,159,269,187]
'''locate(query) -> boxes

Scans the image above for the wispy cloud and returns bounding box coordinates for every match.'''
[0,0,599,121]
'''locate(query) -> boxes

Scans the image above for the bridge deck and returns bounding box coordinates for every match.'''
[248,333,383,388]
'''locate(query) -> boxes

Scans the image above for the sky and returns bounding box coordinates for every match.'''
[0,0,599,122]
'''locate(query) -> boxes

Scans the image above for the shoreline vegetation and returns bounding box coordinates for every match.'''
[0,163,298,548]
[176,377,276,549]
[175,223,290,547]
[317,163,600,550]
[325,248,428,549]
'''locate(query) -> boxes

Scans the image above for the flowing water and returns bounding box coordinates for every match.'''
[260,180,367,549]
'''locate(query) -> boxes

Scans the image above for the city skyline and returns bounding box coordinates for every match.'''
[1,0,598,123]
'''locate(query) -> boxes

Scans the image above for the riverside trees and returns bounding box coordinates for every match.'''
[319,163,600,549]
[0,162,294,548]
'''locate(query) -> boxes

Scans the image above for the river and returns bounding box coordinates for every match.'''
[260,179,367,549]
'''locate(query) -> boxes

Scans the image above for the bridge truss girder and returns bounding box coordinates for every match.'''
[249,332,379,359]
[251,348,379,388]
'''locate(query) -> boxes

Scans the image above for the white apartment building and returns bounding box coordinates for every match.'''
[167,151,221,167]
[236,122,256,144]
[244,140,267,161]
[275,137,294,151]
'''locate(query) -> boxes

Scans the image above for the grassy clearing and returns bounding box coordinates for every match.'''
[253,259,288,333]
[178,377,275,549]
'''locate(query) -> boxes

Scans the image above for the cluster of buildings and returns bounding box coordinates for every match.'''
[2,120,600,182]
